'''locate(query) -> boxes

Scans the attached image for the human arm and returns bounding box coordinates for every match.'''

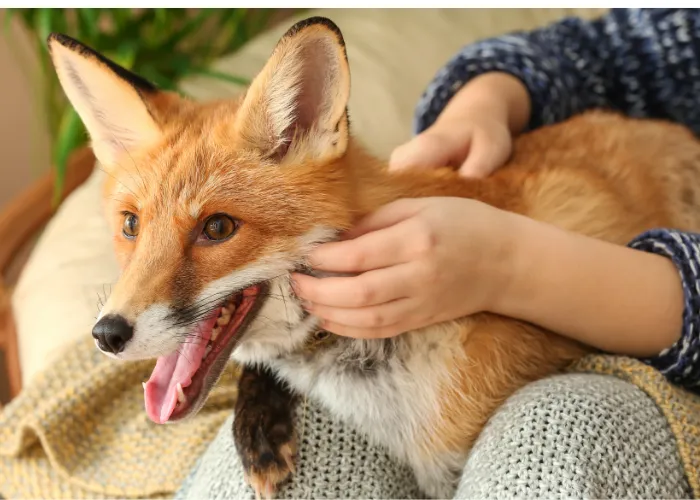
[291,198,700,391]
[393,9,700,177]
[414,8,700,135]
[495,216,685,359]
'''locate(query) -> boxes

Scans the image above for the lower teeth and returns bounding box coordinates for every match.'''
[211,327,221,341]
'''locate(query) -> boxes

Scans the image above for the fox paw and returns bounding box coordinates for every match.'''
[234,365,298,499]
[242,438,297,500]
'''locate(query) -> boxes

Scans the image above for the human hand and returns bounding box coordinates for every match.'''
[291,197,518,339]
[389,72,530,179]
[389,110,512,179]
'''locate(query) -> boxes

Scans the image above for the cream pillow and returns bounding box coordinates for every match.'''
[13,8,606,384]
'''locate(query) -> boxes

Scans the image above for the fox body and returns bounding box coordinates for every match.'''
[49,17,700,498]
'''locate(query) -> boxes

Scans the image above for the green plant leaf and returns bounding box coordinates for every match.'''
[161,9,212,51]
[190,68,250,87]
[52,106,85,206]
[34,9,54,45]
[78,9,100,41]
[2,8,297,200]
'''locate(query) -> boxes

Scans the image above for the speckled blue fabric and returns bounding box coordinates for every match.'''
[413,8,700,392]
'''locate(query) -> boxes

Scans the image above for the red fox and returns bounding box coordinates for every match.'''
[49,16,700,499]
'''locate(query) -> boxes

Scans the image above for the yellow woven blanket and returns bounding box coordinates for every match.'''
[0,337,240,499]
[1,337,698,499]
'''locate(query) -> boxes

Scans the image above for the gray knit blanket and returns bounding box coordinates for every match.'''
[176,373,693,499]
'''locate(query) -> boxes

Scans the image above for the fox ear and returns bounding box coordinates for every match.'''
[47,33,162,167]
[235,17,351,163]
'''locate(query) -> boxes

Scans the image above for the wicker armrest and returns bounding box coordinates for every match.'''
[0,147,95,400]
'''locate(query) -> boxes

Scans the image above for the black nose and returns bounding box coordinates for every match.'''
[92,314,133,354]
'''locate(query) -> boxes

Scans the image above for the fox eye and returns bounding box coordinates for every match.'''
[122,212,139,239]
[203,214,238,241]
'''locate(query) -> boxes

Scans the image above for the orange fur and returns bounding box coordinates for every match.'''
[49,17,700,496]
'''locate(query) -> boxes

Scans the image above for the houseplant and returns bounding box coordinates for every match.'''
[4,8,278,204]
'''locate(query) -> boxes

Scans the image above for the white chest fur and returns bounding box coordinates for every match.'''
[269,323,470,498]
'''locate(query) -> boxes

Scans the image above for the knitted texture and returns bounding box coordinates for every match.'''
[2,338,699,499]
[456,373,692,499]
[414,9,700,135]
[412,7,700,392]
[176,399,423,500]
[176,368,698,499]
[0,337,240,499]
[572,354,700,497]
[630,229,700,388]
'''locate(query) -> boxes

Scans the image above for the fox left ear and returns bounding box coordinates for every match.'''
[234,17,351,163]
[47,33,163,167]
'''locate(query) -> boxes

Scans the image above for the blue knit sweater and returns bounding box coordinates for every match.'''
[414,8,700,392]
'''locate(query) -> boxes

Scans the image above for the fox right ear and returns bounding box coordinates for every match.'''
[47,34,163,167]
[234,17,351,164]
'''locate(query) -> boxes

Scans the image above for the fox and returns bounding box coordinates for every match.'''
[47,16,700,499]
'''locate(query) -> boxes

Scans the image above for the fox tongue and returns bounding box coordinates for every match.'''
[143,318,215,424]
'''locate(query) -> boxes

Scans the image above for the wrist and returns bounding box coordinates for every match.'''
[480,209,527,315]
[436,72,530,135]
[487,211,538,316]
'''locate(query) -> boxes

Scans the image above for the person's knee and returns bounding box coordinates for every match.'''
[455,373,691,499]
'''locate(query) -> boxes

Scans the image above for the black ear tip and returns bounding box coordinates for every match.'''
[284,16,346,48]
[45,32,158,93]
[47,32,84,55]
[47,32,61,50]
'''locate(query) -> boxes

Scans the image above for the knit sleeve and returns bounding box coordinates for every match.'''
[414,9,700,136]
[628,229,700,392]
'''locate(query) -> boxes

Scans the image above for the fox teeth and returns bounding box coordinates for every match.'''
[217,313,231,326]
[176,383,187,404]
[211,326,221,341]
[223,303,235,314]
[205,344,213,358]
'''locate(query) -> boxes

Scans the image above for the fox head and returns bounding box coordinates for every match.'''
[48,17,384,423]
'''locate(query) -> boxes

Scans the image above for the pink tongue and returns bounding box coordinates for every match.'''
[143,314,218,424]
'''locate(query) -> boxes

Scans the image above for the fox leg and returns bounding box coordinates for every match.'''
[233,364,298,500]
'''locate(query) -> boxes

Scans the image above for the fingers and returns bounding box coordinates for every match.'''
[308,199,431,273]
[345,198,430,240]
[389,132,465,173]
[458,129,511,179]
[308,216,418,272]
[292,263,417,308]
[389,135,442,171]
[309,297,413,333]
[320,320,410,339]
[391,122,511,180]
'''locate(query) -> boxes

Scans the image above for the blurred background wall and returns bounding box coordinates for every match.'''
[0,10,51,209]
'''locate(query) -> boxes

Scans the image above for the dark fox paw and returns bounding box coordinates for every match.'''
[242,430,296,500]
[234,364,298,499]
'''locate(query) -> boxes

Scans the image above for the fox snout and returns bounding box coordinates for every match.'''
[92,314,134,354]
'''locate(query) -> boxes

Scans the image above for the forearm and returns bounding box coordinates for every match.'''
[433,73,531,136]
[495,214,684,357]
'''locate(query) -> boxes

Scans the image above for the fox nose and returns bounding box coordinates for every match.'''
[92,315,134,354]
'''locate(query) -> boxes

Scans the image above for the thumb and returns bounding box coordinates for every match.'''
[389,133,459,172]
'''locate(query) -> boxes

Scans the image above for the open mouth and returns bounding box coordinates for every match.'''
[143,283,267,424]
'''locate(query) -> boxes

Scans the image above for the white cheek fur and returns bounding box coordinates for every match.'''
[98,225,338,361]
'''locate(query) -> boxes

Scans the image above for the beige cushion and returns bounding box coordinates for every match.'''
[13,8,606,384]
